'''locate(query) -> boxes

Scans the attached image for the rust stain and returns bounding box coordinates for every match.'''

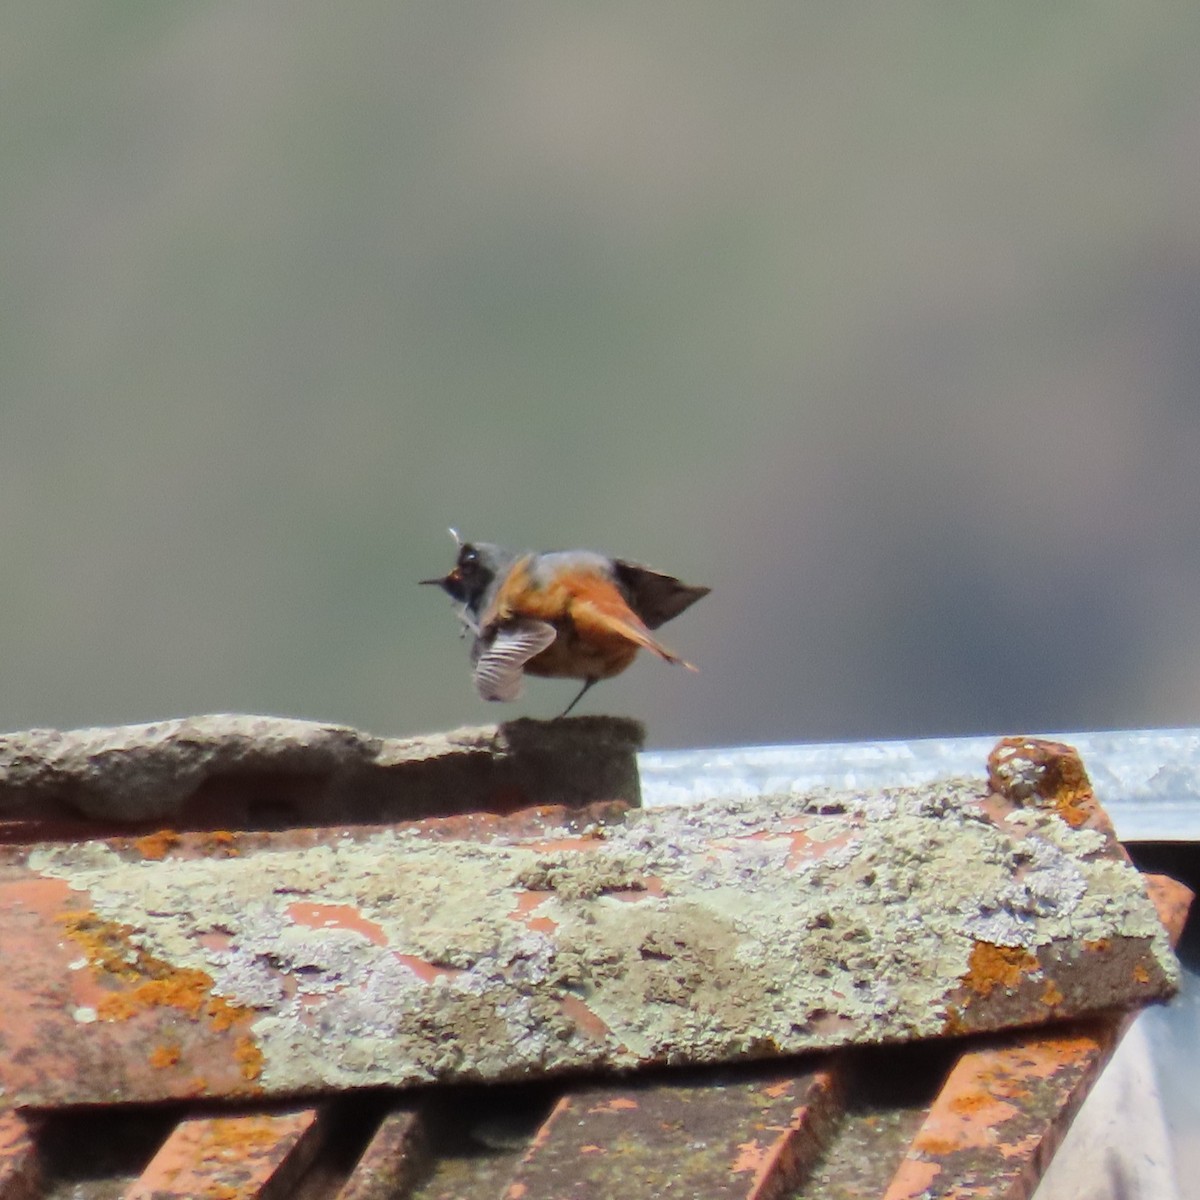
[287,901,389,946]
[961,941,1039,997]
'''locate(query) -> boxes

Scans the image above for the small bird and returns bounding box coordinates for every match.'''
[421,532,710,716]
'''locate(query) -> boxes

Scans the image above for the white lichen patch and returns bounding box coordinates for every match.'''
[25,775,1178,1093]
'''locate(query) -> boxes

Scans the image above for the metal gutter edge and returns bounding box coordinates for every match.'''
[640,727,1200,841]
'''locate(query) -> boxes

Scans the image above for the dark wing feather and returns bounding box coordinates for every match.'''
[611,560,710,630]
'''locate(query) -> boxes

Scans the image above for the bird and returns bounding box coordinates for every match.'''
[421,531,710,716]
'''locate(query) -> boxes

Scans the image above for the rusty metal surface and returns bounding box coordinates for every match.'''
[0,744,1178,1107]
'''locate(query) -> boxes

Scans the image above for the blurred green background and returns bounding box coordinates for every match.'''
[4,5,1200,748]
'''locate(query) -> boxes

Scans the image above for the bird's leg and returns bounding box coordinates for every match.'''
[557,678,597,718]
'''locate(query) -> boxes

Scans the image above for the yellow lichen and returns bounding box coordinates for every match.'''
[962,942,1039,998]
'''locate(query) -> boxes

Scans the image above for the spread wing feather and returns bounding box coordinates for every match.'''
[473,619,557,701]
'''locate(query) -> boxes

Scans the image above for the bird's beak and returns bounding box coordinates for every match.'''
[419,568,460,590]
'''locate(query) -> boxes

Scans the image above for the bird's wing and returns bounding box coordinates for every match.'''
[610,560,710,630]
[569,583,698,671]
[473,618,557,701]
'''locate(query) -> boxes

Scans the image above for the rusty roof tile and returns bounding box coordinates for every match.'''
[333,1109,425,1200]
[0,746,1178,1107]
[500,1066,841,1199]
[0,733,1190,1199]
[0,903,1183,1199]
[125,1108,324,1200]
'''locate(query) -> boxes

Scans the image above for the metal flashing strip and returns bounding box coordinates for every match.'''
[640,727,1200,841]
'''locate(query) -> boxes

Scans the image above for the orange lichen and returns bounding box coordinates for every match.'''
[731,1138,768,1175]
[134,830,181,860]
[234,1035,264,1081]
[1052,790,1096,829]
[96,971,214,1021]
[207,996,248,1032]
[1133,963,1151,984]
[916,1092,1021,1152]
[942,1005,967,1035]
[202,830,241,857]
[196,1115,283,1155]
[1041,979,1064,1007]
[58,910,255,1033]
[149,1043,181,1069]
[986,738,1100,828]
[961,942,1039,998]
[57,911,149,983]
[912,1135,959,1156]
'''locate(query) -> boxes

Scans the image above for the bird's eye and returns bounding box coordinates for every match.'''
[460,547,479,567]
